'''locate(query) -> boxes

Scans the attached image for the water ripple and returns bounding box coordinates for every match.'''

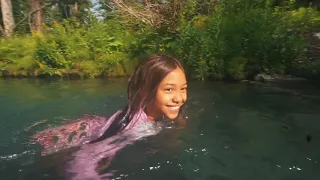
[0,150,35,161]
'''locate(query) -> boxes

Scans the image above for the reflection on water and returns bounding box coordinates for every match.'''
[0,79,320,180]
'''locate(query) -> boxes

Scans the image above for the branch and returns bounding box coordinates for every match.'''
[13,2,53,31]
[310,45,320,50]
[111,0,164,27]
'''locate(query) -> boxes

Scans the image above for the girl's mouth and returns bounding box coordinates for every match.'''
[167,106,179,111]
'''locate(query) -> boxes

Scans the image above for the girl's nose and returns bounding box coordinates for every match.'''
[173,92,183,103]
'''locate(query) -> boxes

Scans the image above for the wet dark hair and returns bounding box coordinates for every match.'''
[90,54,185,143]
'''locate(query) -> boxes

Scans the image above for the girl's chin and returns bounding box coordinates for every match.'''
[164,113,179,120]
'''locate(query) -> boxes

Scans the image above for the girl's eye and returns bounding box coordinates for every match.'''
[181,87,187,91]
[165,88,173,92]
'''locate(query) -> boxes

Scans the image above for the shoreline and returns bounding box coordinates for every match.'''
[1,70,318,85]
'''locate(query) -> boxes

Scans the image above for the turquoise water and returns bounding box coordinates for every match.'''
[1,78,320,180]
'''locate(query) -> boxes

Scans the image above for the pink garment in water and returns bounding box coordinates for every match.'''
[32,109,163,179]
[65,109,163,180]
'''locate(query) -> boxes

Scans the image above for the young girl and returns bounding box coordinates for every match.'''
[32,54,188,179]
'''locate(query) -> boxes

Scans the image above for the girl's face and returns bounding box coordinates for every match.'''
[146,67,187,120]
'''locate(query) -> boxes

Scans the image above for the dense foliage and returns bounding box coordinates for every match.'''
[0,0,319,80]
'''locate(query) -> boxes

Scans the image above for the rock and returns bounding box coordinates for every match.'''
[240,79,250,83]
[254,74,273,82]
[254,73,307,82]
[1,70,10,77]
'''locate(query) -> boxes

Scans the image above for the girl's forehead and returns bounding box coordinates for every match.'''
[160,68,187,85]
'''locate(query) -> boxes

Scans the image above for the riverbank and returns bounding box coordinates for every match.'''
[2,69,320,88]
[0,66,132,79]
[1,2,319,82]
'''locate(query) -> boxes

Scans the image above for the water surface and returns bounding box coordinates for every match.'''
[0,78,320,180]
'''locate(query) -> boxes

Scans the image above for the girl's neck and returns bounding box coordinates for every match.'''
[147,115,163,121]
[145,107,163,121]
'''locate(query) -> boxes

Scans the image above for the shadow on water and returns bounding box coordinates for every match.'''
[0,78,320,180]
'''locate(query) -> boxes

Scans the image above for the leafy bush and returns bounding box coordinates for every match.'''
[0,36,37,76]
[176,0,315,80]
[1,0,319,81]
[1,18,135,78]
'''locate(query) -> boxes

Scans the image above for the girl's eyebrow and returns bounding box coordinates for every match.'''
[165,82,187,86]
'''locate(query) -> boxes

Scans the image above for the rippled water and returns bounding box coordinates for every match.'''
[1,78,320,180]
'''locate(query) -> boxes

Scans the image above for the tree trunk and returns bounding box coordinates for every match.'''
[29,0,43,33]
[144,0,151,10]
[0,25,4,37]
[74,2,78,14]
[1,0,15,38]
